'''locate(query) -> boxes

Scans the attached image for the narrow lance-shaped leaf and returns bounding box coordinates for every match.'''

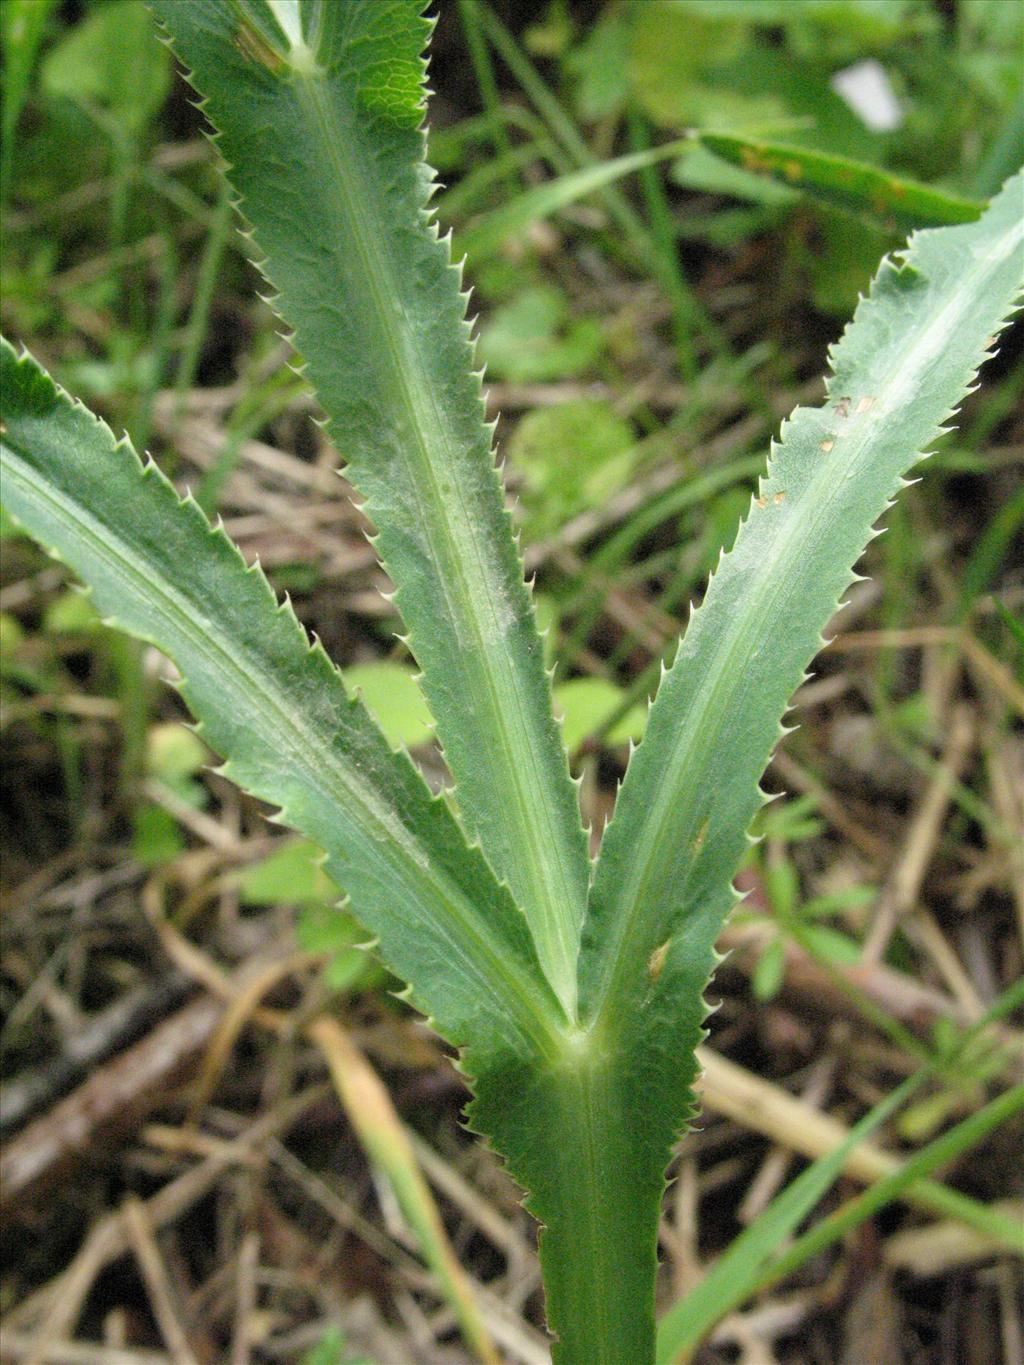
[457,137,689,259]
[0,342,610,1365]
[0,339,566,1078]
[147,0,591,1014]
[529,174,1021,1361]
[697,131,983,231]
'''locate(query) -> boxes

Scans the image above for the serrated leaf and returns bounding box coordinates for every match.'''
[566,171,1023,1360]
[147,0,590,1013]
[0,339,565,1073]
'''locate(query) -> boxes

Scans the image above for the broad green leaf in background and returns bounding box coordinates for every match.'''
[554,677,647,753]
[237,838,338,906]
[147,0,591,1015]
[628,2,880,154]
[476,285,604,383]
[130,723,209,867]
[146,723,208,790]
[804,204,891,315]
[42,587,103,634]
[566,13,630,123]
[669,0,918,42]
[627,2,781,133]
[237,841,375,993]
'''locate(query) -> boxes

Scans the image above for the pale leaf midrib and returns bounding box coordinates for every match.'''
[290,60,585,1014]
[586,208,1024,1030]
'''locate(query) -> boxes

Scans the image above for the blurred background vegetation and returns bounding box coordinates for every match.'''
[1,2,1022,1363]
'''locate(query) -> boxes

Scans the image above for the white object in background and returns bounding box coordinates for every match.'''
[831,59,904,132]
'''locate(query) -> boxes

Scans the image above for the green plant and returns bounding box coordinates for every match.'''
[1,2,1021,1360]
[737,795,874,1001]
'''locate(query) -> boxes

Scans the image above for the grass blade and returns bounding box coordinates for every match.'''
[655,1074,919,1363]
[658,1084,1024,1363]
[308,1015,501,1365]
[458,138,689,261]
[657,979,1024,1360]
[696,132,983,230]
[766,1084,1024,1272]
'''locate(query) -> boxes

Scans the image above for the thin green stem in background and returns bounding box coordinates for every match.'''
[628,108,698,382]
[762,1084,1024,1265]
[657,977,1024,1362]
[173,176,234,427]
[0,0,58,205]
[457,0,517,200]
[195,369,303,515]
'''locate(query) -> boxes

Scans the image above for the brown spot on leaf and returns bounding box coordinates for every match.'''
[647,941,670,984]
[235,20,283,72]
[856,396,876,414]
[820,439,835,453]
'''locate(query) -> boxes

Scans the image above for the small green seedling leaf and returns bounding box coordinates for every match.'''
[477,286,604,383]
[42,0,169,131]
[509,399,636,535]
[752,937,786,1001]
[237,838,339,907]
[344,661,435,751]
[554,677,647,753]
[43,589,102,634]
[132,804,185,867]
[147,722,208,785]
